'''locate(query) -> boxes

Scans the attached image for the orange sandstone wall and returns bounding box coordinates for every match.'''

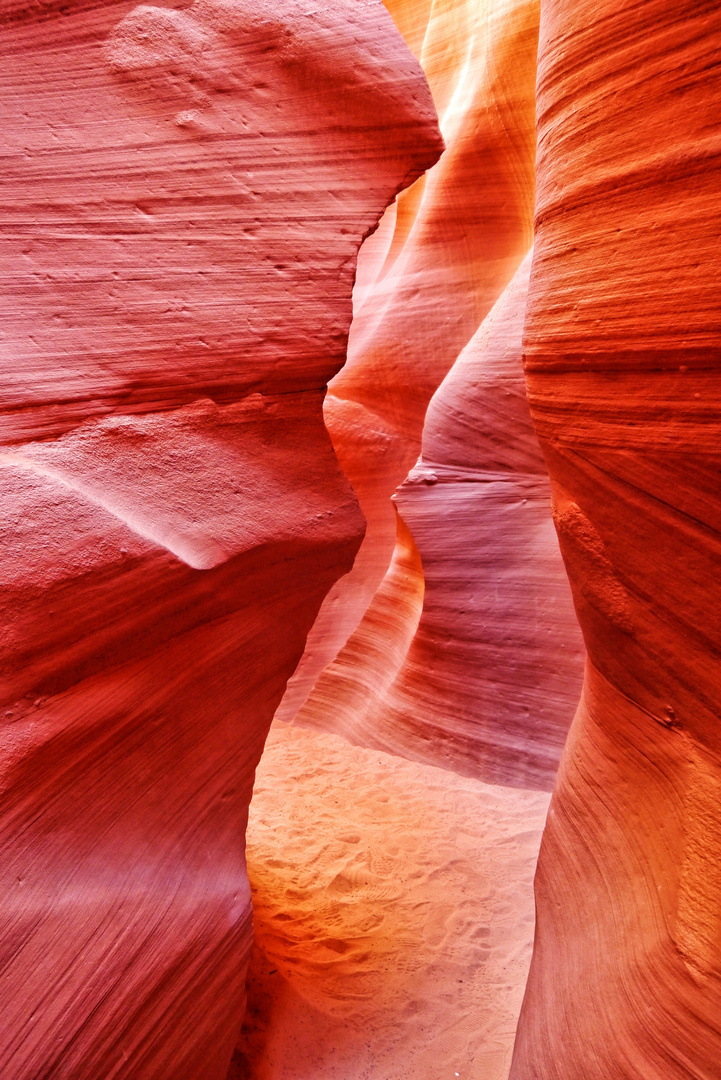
[281,0,585,791]
[0,3,441,1077]
[378,251,582,788]
[279,0,584,779]
[511,0,721,1075]
[293,252,585,789]
[276,0,541,724]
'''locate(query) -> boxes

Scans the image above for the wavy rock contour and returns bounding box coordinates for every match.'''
[291,251,585,788]
[278,0,559,778]
[0,3,441,1077]
[510,0,721,1075]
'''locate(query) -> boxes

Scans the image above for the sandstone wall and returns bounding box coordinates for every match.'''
[280,0,585,790]
[0,3,441,1076]
[277,0,542,730]
[293,252,585,788]
[510,0,721,1074]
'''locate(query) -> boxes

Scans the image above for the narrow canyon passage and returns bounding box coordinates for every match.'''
[230,723,549,1080]
[2,0,719,1075]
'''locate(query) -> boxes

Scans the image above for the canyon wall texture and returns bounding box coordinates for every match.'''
[278,0,542,730]
[0,3,441,1077]
[510,0,721,1076]
[292,252,584,789]
[5,0,720,1075]
[279,0,585,789]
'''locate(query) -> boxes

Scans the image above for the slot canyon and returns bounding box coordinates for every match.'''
[0,0,719,1078]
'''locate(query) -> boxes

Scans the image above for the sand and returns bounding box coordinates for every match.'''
[230,722,550,1080]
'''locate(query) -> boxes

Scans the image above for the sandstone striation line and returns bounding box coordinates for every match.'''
[0,3,441,1076]
[278,0,557,785]
[510,0,721,1075]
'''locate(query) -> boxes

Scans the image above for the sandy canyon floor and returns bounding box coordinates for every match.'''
[229,722,550,1080]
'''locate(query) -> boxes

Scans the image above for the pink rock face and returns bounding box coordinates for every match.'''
[1,0,439,441]
[290,252,585,789]
[383,253,584,787]
[510,0,721,1075]
[0,3,441,1077]
[278,0,546,753]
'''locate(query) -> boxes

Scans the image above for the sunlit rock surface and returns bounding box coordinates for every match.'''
[4,0,720,1075]
[386,251,583,789]
[510,0,721,1076]
[280,0,584,788]
[279,0,581,790]
[289,252,585,789]
[0,3,441,1076]
[277,0,540,732]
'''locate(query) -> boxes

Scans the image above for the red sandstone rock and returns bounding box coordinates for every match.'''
[291,252,584,789]
[278,0,544,746]
[510,0,721,1075]
[0,3,441,1077]
[388,251,584,789]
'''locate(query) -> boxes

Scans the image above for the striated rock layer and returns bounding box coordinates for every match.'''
[380,251,583,788]
[0,3,441,1077]
[511,0,721,1076]
[277,0,541,730]
[293,252,585,789]
[280,0,582,790]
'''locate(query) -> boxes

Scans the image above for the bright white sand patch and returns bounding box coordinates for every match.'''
[230,722,550,1080]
